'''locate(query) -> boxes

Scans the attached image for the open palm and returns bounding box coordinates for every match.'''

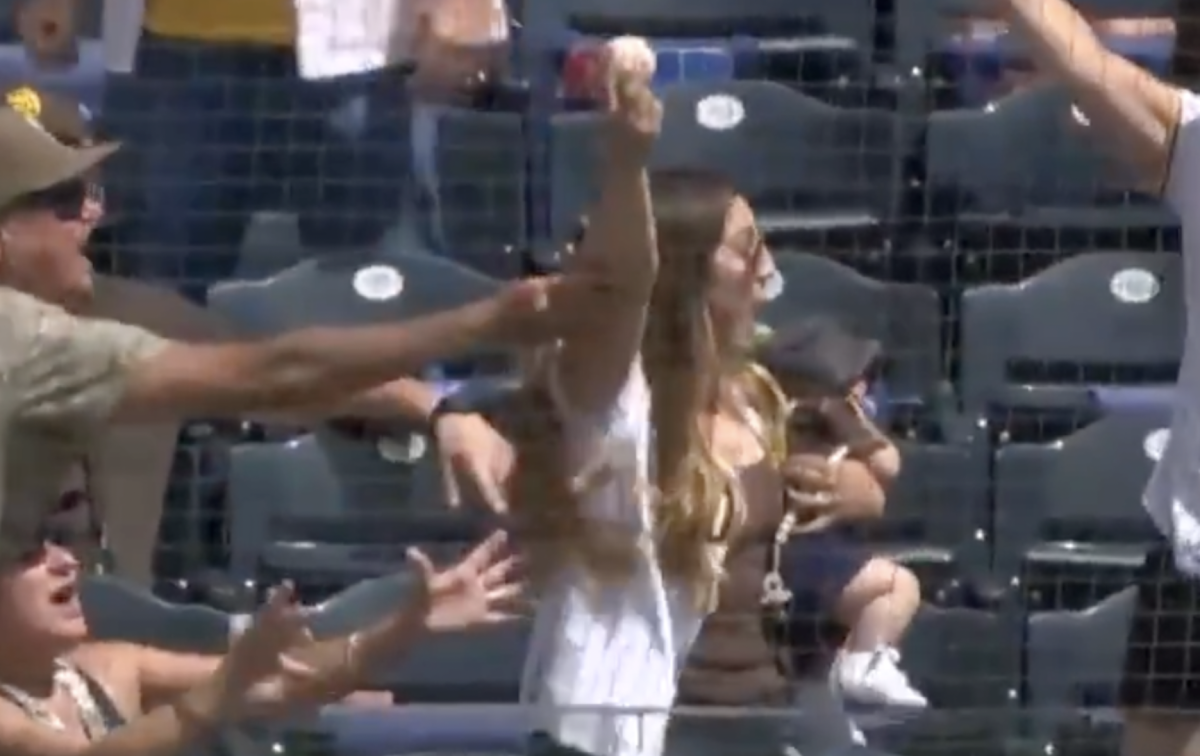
[215,584,323,719]
[408,531,523,632]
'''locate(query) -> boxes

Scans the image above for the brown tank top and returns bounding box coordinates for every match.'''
[676,459,790,706]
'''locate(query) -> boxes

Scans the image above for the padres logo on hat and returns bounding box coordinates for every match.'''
[5,87,40,121]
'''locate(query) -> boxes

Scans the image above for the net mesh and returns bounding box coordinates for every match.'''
[3,0,1189,754]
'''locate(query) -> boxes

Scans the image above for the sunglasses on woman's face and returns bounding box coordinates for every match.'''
[11,489,103,567]
[8,178,103,222]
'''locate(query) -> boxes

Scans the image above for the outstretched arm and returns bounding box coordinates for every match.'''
[996,0,1180,193]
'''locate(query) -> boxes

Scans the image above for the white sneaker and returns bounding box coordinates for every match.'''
[834,646,929,712]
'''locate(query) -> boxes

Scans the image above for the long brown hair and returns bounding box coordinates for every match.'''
[507,168,789,609]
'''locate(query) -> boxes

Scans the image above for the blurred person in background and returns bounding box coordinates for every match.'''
[0,105,595,590]
[96,0,508,301]
[0,0,104,113]
[502,38,814,756]
[762,320,921,719]
[0,84,518,587]
[993,0,1200,755]
[0,476,521,756]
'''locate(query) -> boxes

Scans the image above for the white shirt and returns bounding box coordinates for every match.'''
[1143,90,1200,575]
[520,357,711,756]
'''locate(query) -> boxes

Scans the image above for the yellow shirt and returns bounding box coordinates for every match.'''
[144,0,296,46]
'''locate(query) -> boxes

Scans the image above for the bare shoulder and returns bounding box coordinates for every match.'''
[66,642,142,712]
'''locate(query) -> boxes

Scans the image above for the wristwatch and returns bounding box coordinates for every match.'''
[427,390,476,431]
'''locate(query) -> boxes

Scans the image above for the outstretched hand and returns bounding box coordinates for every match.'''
[407,531,524,632]
[210,583,323,720]
[435,412,514,513]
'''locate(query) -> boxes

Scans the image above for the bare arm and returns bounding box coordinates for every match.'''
[0,680,223,756]
[0,277,567,431]
[997,0,1180,192]
[555,39,661,415]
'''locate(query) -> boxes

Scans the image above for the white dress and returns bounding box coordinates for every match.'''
[520,356,712,756]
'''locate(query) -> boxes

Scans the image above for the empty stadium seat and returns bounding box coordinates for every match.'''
[992,408,1167,610]
[922,85,1176,251]
[879,607,1021,744]
[653,81,902,252]
[762,253,945,409]
[431,109,528,276]
[874,439,991,588]
[207,253,505,373]
[1022,589,1136,754]
[81,575,235,652]
[959,251,1184,416]
[226,430,495,592]
[546,110,604,246]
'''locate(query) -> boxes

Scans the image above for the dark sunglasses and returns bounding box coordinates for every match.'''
[8,178,103,221]
[11,489,103,567]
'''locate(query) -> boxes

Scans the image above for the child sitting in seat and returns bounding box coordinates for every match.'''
[761,318,926,716]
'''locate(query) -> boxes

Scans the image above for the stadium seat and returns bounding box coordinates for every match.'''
[958,251,1184,416]
[233,212,307,280]
[431,109,528,275]
[761,253,945,409]
[875,607,1021,744]
[207,253,504,370]
[873,439,991,589]
[546,110,603,246]
[992,408,1167,610]
[522,0,874,102]
[653,81,902,252]
[922,85,1176,250]
[1021,588,1136,753]
[81,575,235,652]
[225,430,495,593]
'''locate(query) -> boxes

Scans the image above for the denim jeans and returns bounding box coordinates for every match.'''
[100,34,414,301]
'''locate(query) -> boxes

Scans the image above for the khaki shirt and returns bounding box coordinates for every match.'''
[0,283,168,560]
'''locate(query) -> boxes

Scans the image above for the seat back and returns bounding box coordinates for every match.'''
[207,252,505,376]
[653,81,900,237]
[547,111,603,244]
[992,408,1169,582]
[523,0,872,46]
[432,109,528,269]
[81,575,234,653]
[959,251,1184,413]
[879,440,990,578]
[226,431,488,588]
[900,606,1022,709]
[925,86,1130,214]
[1025,588,1137,730]
[762,253,942,404]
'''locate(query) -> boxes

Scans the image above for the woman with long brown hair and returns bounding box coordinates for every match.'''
[507,49,790,753]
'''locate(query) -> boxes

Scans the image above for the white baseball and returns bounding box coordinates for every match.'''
[605,35,656,83]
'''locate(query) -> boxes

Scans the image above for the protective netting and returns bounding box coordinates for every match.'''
[3,0,1191,754]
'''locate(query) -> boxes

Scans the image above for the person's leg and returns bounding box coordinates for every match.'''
[290,64,416,255]
[102,34,258,302]
[834,558,922,652]
[1119,542,1200,756]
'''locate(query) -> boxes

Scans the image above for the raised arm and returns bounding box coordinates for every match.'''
[996,0,1181,193]
[553,37,662,415]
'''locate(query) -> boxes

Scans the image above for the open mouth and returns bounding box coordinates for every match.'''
[49,583,77,606]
